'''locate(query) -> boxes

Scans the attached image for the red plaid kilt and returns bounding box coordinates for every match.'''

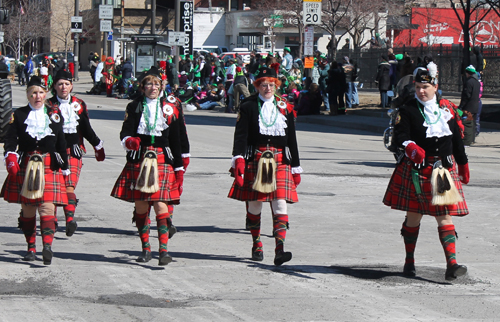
[1,153,68,206]
[383,156,468,216]
[110,147,180,204]
[64,148,83,188]
[228,146,299,203]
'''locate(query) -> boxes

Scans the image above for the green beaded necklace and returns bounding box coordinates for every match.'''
[142,97,161,144]
[257,98,278,127]
[417,100,441,125]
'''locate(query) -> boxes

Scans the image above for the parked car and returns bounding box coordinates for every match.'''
[33,52,74,66]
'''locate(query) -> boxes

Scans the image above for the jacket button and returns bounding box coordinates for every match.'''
[436,148,439,151]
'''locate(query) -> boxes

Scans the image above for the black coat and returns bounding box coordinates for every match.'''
[458,74,480,114]
[394,98,467,165]
[120,96,183,168]
[46,96,101,158]
[4,105,69,170]
[232,94,300,167]
[376,62,391,91]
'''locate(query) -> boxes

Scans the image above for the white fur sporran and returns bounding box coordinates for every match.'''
[135,151,160,193]
[252,150,277,193]
[21,154,45,200]
[431,160,463,206]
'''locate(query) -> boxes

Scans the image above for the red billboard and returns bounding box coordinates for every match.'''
[394,8,500,48]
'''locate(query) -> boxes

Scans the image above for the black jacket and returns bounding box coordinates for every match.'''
[47,96,101,158]
[376,61,391,91]
[232,94,300,167]
[458,73,480,114]
[120,96,183,168]
[395,98,467,165]
[4,105,68,170]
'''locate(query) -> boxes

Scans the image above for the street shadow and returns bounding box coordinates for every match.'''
[172,225,246,235]
[337,161,397,168]
[0,226,21,235]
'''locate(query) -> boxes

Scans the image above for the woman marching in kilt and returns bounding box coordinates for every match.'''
[229,66,302,266]
[46,69,105,237]
[160,78,190,238]
[383,63,471,280]
[2,76,70,265]
[111,67,184,265]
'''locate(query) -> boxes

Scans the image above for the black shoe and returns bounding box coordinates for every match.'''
[158,252,173,266]
[403,263,416,277]
[274,251,292,266]
[42,246,53,265]
[251,248,263,261]
[23,251,36,261]
[445,264,467,281]
[66,220,78,237]
[168,225,177,239]
[136,250,152,263]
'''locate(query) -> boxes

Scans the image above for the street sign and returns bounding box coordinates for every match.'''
[167,31,185,46]
[107,31,113,41]
[99,4,114,20]
[303,0,322,25]
[70,16,83,33]
[304,26,314,56]
[100,20,113,32]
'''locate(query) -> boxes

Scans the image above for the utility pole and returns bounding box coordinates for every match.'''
[74,0,79,81]
[120,0,124,57]
[151,0,156,35]
[174,0,180,70]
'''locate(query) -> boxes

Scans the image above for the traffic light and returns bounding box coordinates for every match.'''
[0,8,10,25]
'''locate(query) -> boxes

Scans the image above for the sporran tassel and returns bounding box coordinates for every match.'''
[252,150,277,193]
[431,162,463,206]
[21,154,45,199]
[34,164,41,191]
[27,165,34,191]
[135,151,160,193]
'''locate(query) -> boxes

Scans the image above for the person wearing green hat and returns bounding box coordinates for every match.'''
[282,47,293,71]
[458,65,480,146]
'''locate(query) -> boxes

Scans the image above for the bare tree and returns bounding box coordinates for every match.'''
[320,0,351,59]
[449,0,492,68]
[3,0,51,59]
[346,0,391,49]
[253,0,305,55]
[51,1,75,57]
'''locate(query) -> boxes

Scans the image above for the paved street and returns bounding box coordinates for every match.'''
[1,81,499,321]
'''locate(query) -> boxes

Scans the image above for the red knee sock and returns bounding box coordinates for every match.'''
[401,223,419,264]
[156,212,170,253]
[40,216,56,247]
[134,211,150,251]
[247,212,262,251]
[20,216,37,252]
[64,192,77,224]
[438,224,458,267]
[273,214,288,254]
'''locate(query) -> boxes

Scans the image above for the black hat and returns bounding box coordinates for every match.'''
[139,66,162,83]
[27,76,46,89]
[53,69,73,84]
[255,67,277,79]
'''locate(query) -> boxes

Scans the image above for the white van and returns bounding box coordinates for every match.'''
[193,46,229,55]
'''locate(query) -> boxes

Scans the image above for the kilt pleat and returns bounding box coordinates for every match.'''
[65,149,83,188]
[110,147,180,204]
[228,146,299,203]
[1,153,68,206]
[383,156,468,216]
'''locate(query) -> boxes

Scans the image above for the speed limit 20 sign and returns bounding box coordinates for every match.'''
[303,0,322,25]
